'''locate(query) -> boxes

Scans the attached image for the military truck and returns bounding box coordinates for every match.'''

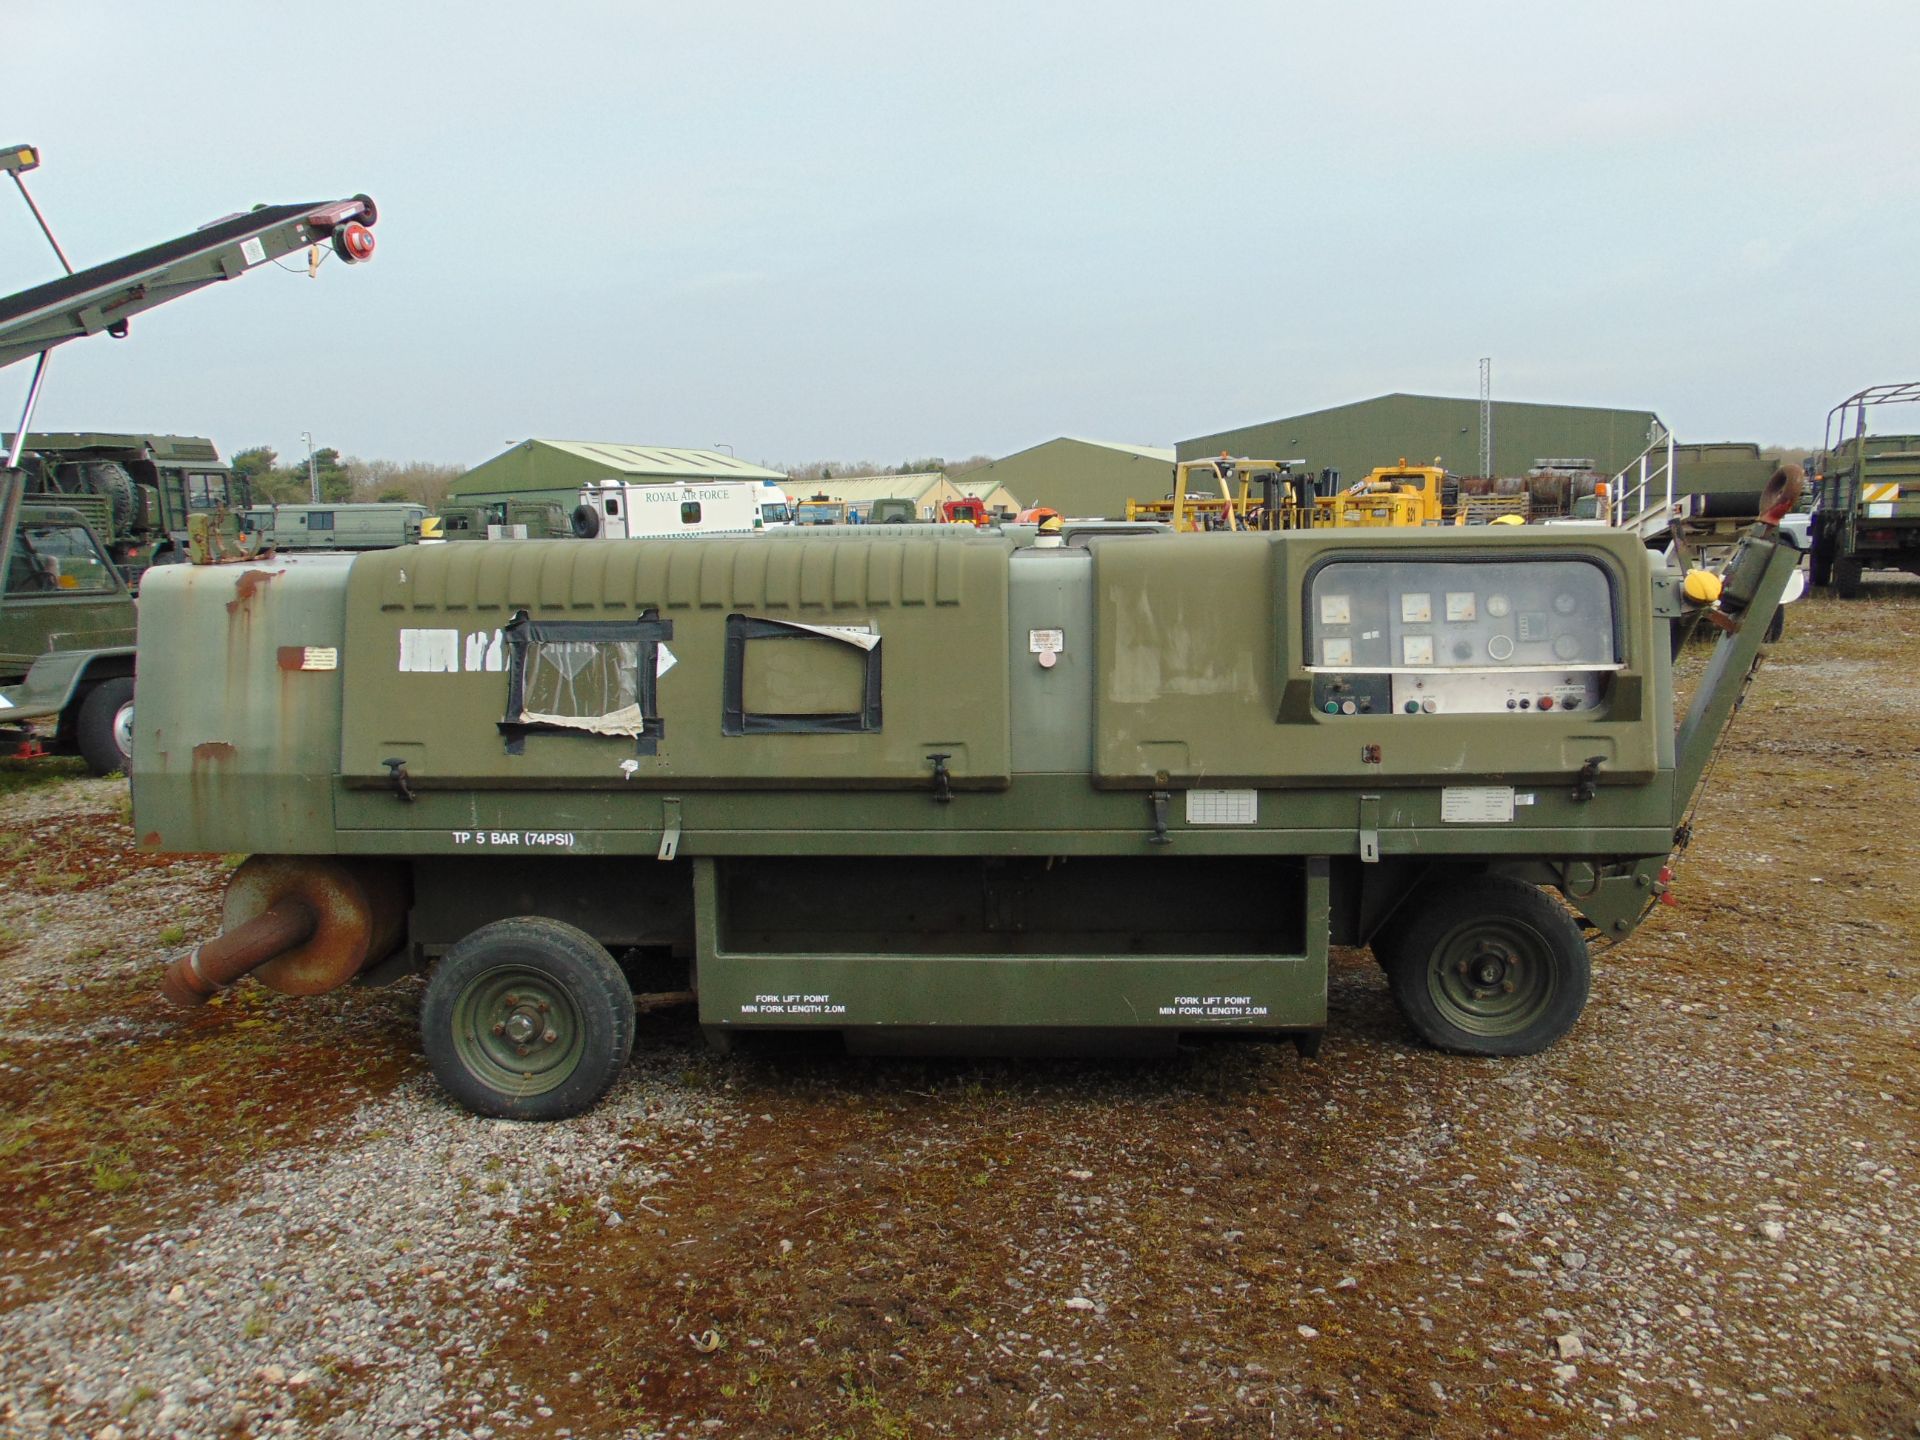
[2,432,242,583]
[133,468,1803,1120]
[1,498,137,772]
[242,501,432,551]
[1810,383,1920,596]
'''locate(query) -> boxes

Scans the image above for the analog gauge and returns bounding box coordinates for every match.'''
[1445,591,1477,622]
[1322,637,1353,667]
[1487,633,1516,661]
[1320,594,1351,626]
[1486,594,1511,618]
[1553,591,1578,615]
[1400,592,1432,624]
[1552,632,1583,661]
[1402,634,1434,666]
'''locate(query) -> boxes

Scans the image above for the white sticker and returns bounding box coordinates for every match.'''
[300,646,338,671]
[1868,501,1894,518]
[239,236,267,266]
[1514,792,1537,806]
[656,643,677,678]
[460,628,503,672]
[1187,789,1258,825]
[1441,786,1516,823]
[398,628,460,672]
[1029,628,1065,654]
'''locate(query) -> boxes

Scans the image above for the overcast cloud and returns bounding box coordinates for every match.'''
[6,0,1917,469]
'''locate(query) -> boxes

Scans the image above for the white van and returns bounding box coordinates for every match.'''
[757,482,794,528]
[571,480,763,540]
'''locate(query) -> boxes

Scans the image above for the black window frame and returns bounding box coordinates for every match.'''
[497,609,672,755]
[722,614,883,736]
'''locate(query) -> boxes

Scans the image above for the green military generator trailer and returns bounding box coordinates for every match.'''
[133,484,1802,1119]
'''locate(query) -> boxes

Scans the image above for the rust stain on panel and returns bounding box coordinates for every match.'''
[227,568,281,616]
[192,741,238,763]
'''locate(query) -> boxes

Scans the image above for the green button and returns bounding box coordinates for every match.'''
[1324,701,1339,714]
[1404,700,1420,713]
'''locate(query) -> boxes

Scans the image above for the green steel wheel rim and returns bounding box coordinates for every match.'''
[1424,916,1559,1040]
[449,964,587,1098]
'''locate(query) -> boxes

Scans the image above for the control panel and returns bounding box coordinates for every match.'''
[1306,556,1619,717]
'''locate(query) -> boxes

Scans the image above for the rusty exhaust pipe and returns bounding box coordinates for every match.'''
[161,899,318,1007]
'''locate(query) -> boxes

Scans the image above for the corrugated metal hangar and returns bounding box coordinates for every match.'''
[451,441,785,501]
[962,437,1174,519]
[1178,394,1662,486]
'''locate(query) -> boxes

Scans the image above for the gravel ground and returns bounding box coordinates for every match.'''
[0,584,1916,1440]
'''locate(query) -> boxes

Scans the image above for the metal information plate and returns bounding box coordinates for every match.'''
[1187,789,1258,825]
[1441,785,1516,823]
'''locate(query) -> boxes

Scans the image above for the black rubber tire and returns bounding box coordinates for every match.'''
[570,504,601,539]
[1384,875,1590,1057]
[422,917,634,1120]
[82,462,137,534]
[76,677,135,777]
[1808,520,1834,588]
[1833,556,1863,599]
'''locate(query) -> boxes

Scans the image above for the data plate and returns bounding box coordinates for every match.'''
[1441,786,1515,823]
[1186,789,1258,825]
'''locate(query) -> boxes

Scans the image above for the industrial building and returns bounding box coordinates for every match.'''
[796,471,1021,522]
[961,437,1175,519]
[1178,394,1663,485]
[451,441,787,502]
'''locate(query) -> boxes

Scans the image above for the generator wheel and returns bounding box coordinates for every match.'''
[1384,876,1589,1056]
[421,917,634,1120]
[570,504,601,538]
[76,677,135,776]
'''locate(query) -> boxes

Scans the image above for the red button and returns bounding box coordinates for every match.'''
[1538,696,1554,710]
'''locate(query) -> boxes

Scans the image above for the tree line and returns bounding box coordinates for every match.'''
[230,446,464,509]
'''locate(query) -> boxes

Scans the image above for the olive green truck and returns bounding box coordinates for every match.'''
[131,478,1802,1120]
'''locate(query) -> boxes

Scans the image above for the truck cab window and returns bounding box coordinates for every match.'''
[6,523,118,595]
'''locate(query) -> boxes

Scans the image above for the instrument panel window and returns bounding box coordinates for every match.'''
[1308,558,1617,671]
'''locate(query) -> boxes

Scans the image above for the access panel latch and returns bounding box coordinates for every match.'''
[1358,794,1381,863]
[1572,755,1606,803]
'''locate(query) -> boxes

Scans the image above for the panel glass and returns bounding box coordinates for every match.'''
[1308,557,1617,671]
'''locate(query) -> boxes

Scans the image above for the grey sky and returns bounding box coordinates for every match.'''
[7,1,1917,471]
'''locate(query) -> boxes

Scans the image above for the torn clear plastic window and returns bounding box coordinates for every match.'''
[516,639,646,736]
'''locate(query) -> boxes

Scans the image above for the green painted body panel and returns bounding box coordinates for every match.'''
[332,538,1012,790]
[132,556,351,851]
[694,856,1330,1032]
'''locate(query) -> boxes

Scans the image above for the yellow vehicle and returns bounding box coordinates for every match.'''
[1127,455,1313,532]
[1316,459,1454,529]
